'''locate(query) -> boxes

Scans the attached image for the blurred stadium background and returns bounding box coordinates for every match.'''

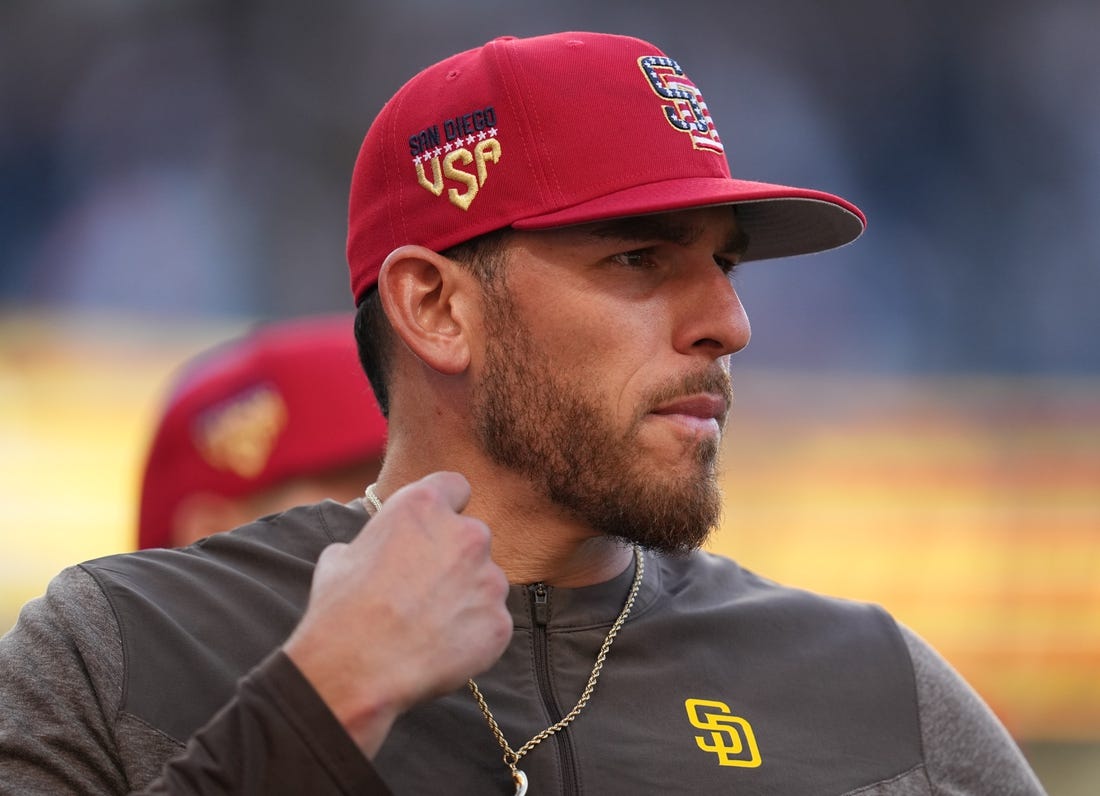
[2,1,1097,791]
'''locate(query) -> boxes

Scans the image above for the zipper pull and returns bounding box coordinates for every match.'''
[530,583,549,626]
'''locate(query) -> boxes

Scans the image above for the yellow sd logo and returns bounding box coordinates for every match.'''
[684,698,762,768]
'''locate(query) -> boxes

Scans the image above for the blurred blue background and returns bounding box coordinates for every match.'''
[3,0,1097,366]
[2,1,1098,791]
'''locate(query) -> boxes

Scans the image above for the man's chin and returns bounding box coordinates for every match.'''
[594,478,721,554]
[611,523,714,556]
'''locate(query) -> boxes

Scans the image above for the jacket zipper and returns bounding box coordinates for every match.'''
[529,583,579,795]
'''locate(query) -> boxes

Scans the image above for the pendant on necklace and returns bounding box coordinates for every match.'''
[512,769,528,795]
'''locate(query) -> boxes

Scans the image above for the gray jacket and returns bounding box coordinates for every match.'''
[0,499,1046,794]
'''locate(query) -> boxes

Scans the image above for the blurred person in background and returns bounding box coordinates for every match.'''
[138,313,387,549]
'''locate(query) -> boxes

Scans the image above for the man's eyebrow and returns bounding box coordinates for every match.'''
[583,215,750,256]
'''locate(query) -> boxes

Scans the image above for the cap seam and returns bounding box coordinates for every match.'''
[490,38,560,212]
[387,90,408,269]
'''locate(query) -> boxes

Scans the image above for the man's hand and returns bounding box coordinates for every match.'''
[283,471,511,757]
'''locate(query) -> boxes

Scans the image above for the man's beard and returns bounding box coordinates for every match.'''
[472,292,729,554]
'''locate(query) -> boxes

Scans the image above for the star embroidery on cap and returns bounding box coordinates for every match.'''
[638,53,724,154]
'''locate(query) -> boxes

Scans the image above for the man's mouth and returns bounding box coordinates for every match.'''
[649,393,728,434]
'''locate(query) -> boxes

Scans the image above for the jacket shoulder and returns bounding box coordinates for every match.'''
[78,498,368,742]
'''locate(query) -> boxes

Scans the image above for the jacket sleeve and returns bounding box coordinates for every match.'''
[142,652,393,796]
[0,566,392,796]
[899,624,1048,796]
[0,567,133,793]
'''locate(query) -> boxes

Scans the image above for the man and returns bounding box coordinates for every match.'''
[0,32,1045,795]
[137,313,387,549]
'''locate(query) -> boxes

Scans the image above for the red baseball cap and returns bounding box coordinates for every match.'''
[137,314,386,549]
[347,31,865,303]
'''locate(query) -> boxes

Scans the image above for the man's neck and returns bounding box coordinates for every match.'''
[369,450,635,588]
[489,527,635,587]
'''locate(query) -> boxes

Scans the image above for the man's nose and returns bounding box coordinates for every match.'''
[677,263,752,358]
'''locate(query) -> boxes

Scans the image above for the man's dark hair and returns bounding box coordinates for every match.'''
[354,228,511,417]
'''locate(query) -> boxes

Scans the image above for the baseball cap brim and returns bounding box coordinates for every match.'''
[510,176,866,262]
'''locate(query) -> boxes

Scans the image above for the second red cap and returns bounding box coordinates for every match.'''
[137,314,386,549]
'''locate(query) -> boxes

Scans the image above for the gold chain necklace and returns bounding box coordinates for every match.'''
[363,484,645,795]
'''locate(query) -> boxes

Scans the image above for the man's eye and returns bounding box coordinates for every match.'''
[611,250,656,269]
[715,256,739,275]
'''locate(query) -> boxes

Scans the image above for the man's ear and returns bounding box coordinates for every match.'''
[376,245,473,376]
